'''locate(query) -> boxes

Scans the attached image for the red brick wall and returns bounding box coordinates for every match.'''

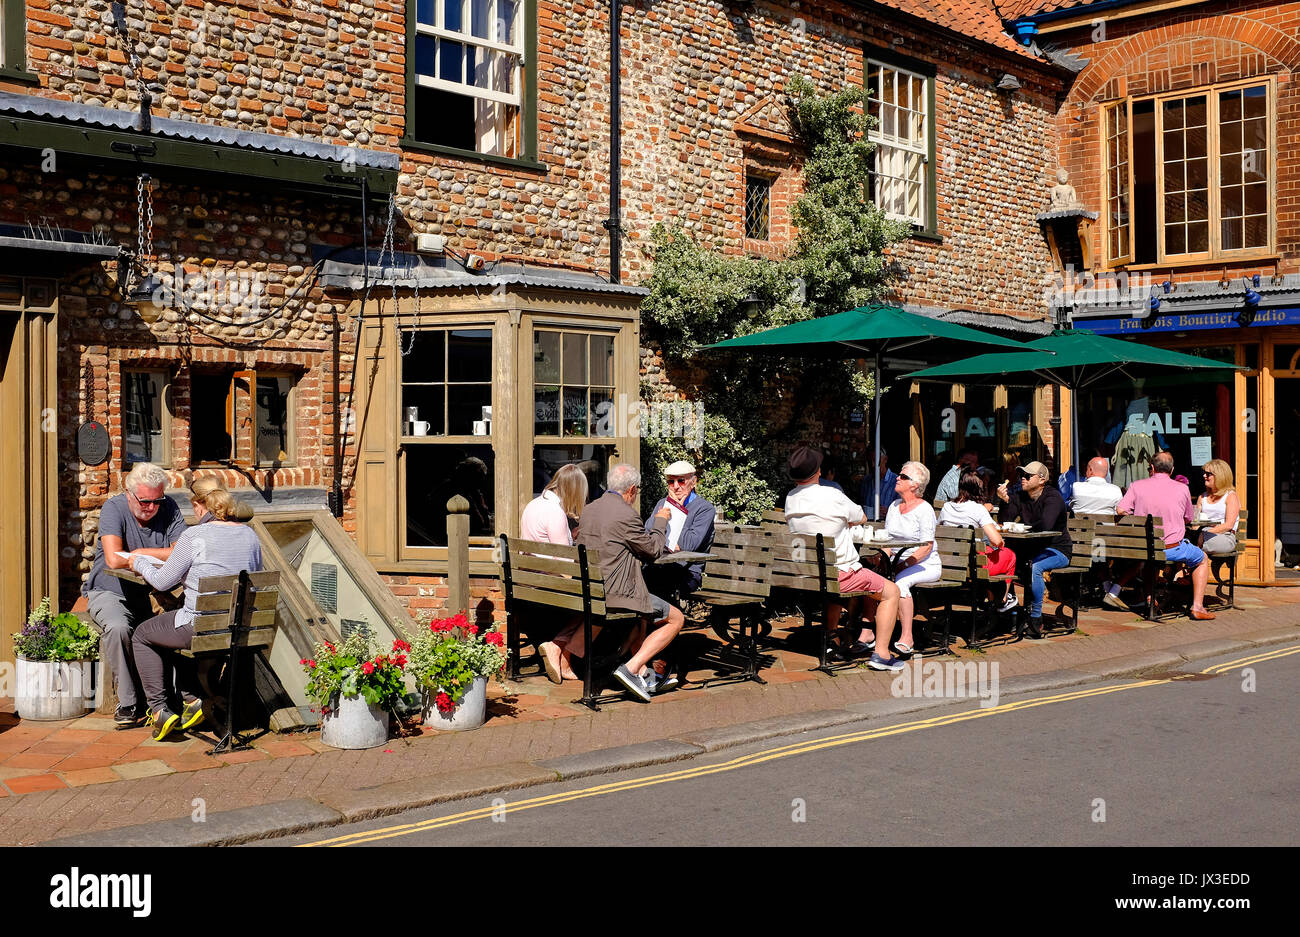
[1050,0,1300,280]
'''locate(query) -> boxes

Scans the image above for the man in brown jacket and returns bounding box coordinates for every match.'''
[577,464,682,701]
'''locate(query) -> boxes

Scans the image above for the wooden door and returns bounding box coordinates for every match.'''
[0,307,60,672]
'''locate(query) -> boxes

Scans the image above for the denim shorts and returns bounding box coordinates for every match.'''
[1165,540,1205,566]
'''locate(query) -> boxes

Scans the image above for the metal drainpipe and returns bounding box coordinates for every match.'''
[331,180,368,517]
[606,0,622,284]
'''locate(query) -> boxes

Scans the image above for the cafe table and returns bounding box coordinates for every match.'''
[653,551,718,565]
[107,566,184,611]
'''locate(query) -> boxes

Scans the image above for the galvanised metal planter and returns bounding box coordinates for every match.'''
[422,676,487,731]
[14,657,98,722]
[319,693,390,750]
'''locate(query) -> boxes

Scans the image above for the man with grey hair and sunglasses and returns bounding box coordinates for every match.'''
[82,463,186,728]
[577,463,683,702]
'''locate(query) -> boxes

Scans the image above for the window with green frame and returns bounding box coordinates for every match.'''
[406,0,537,164]
[2,0,38,81]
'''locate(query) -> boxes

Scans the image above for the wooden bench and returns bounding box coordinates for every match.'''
[183,570,281,754]
[1093,515,1170,620]
[912,526,980,652]
[691,524,773,685]
[1040,516,1097,633]
[497,535,640,710]
[1205,508,1247,609]
[767,526,873,674]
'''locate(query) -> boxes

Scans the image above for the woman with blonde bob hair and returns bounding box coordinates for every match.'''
[1197,459,1240,554]
[520,464,590,683]
[129,477,261,740]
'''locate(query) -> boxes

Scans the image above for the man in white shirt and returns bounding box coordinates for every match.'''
[784,445,902,669]
[1071,457,1123,515]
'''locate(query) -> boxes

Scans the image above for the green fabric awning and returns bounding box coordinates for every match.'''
[702,304,1030,356]
[904,329,1241,389]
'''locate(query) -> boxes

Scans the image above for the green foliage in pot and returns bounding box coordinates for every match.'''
[300,632,408,714]
[403,613,507,716]
[13,597,99,662]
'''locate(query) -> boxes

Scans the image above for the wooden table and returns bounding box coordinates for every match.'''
[106,566,184,611]
[653,551,718,565]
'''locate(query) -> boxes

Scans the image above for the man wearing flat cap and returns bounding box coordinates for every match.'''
[643,460,716,604]
[784,445,903,669]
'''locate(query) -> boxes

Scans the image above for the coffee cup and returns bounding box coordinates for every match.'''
[412,421,431,436]
[874,529,890,541]
[472,420,489,436]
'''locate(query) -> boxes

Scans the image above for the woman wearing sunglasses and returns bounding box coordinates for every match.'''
[1196,460,1240,555]
[881,461,942,659]
[129,478,262,740]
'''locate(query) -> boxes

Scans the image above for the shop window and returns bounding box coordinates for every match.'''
[744,174,771,241]
[533,330,615,438]
[123,369,169,468]
[409,0,529,159]
[866,57,933,230]
[401,327,495,547]
[1104,80,1273,265]
[533,444,614,501]
[255,373,295,466]
[190,370,296,467]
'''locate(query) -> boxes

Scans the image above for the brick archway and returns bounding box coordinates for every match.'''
[1067,15,1300,106]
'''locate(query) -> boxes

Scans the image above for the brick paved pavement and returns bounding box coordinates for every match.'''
[1,588,1297,844]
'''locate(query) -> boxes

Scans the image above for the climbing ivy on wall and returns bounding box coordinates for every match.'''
[639,75,910,522]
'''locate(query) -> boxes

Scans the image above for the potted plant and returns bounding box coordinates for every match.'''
[301,633,408,750]
[12,598,100,722]
[405,612,508,731]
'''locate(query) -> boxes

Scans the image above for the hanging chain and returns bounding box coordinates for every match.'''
[144,175,154,262]
[135,173,146,260]
[134,172,154,276]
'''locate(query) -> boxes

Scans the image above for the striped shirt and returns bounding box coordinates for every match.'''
[133,523,263,628]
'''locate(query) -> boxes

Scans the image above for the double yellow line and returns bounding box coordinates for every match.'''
[301,644,1299,847]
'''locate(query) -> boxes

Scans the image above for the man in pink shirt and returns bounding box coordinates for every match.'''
[1116,452,1215,620]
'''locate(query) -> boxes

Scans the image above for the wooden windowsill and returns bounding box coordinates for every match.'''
[1109,253,1280,273]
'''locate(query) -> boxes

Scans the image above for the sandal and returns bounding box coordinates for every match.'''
[539,642,563,685]
[893,641,916,655]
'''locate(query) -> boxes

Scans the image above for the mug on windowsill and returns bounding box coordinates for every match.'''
[411,421,431,437]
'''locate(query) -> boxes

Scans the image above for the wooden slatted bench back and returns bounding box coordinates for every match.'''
[930,525,978,586]
[1062,516,1097,572]
[498,537,633,620]
[697,525,772,604]
[189,571,281,654]
[1093,515,1167,563]
[767,527,841,595]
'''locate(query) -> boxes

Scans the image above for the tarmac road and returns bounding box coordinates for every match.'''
[267,644,1300,848]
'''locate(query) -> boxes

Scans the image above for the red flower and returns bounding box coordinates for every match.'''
[392,639,411,653]
[308,660,316,669]
[467,624,479,636]
[394,655,408,669]
[435,692,453,714]
[485,632,504,647]
[362,661,375,675]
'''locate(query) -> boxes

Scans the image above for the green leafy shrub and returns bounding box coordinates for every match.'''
[13,597,99,661]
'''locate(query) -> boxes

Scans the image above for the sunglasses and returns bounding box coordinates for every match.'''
[667,477,693,486]
[131,491,167,507]
[1202,471,1214,477]
[897,473,912,482]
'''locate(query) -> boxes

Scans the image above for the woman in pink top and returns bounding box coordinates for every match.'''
[519,465,588,682]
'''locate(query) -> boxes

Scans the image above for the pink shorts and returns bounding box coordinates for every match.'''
[838,566,888,595]
[984,545,1017,577]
